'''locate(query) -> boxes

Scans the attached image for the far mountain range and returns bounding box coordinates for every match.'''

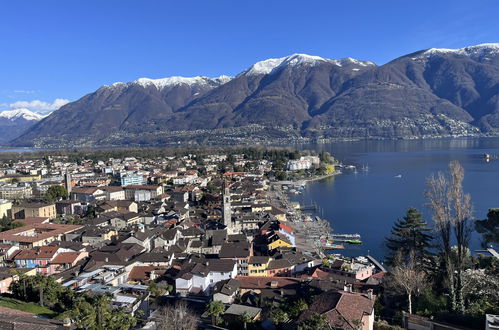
[5,43,499,147]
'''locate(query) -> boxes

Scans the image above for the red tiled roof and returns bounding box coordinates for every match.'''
[51,251,87,264]
[13,217,50,226]
[0,223,83,243]
[128,266,166,281]
[14,246,59,260]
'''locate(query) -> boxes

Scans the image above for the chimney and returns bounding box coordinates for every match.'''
[105,257,109,262]
[367,289,373,300]
[344,284,353,293]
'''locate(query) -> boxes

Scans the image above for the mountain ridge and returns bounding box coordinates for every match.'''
[11,43,499,147]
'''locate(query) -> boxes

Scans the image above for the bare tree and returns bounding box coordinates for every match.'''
[425,160,473,314]
[156,301,198,330]
[390,250,427,314]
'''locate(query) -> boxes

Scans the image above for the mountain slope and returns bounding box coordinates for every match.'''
[0,109,47,145]
[11,44,499,147]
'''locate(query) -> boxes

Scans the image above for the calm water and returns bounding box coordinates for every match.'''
[291,138,499,260]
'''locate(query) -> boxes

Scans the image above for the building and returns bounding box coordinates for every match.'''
[71,187,106,202]
[11,203,57,219]
[248,256,271,277]
[298,289,375,330]
[0,223,83,248]
[100,186,125,200]
[123,185,163,201]
[0,185,32,200]
[287,156,320,171]
[120,173,146,186]
[0,199,12,219]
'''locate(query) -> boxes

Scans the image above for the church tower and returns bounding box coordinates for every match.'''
[223,182,232,231]
[64,170,72,197]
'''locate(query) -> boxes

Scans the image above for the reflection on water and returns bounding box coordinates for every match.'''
[290,138,499,260]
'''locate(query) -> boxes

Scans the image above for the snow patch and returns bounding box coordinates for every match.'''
[413,43,499,61]
[0,108,47,121]
[242,54,375,76]
[107,75,232,90]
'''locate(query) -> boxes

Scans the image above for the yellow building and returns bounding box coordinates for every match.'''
[248,256,271,277]
[268,235,293,250]
[11,203,57,219]
[0,174,41,183]
[0,199,12,219]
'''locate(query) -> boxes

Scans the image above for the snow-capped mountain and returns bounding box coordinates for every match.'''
[11,43,499,147]
[108,75,232,90]
[241,53,374,76]
[412,43,499,64]
[0,108,47,121]
[0,109,48,145]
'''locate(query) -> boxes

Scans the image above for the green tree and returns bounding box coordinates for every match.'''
[45,185,68,203]
[269,308,289,325]
[475,208,499,248]
[298,313,329,330]
[240,312,253,330]
[287,299,308,319]
[385,207,433,266]
[206,300,224,325]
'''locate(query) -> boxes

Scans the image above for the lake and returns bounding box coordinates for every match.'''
[291,138,499,260]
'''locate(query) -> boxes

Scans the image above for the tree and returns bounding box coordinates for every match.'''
[475,208,499,248]
[240,312,253,330]
[385,207,433,266]
[269,308,289,325]
[425,160,473,314]
[388,250,427,314]
[298,313,329,330]
[206,300,224,325]
[156,301,198,330]
[287,299,308,319]
[45,185,68,203]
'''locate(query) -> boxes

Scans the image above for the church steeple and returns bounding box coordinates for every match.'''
[223,181,232,230]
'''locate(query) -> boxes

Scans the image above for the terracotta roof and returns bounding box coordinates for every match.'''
[298,290,375,329]
[13,217,50,226]
[71,187,101,194]
[51,251,86,264]
[128,266,165,281]
[14,246,59,260]
[0,223,83,243]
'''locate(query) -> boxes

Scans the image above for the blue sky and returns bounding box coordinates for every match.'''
[1,0,498,113]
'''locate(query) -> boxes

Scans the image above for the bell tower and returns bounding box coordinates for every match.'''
[223,181,232,230]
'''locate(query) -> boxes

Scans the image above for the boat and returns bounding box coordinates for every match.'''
[346,239,362,245]
[394,174,402,178]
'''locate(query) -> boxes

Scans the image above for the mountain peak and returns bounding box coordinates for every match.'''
[107,75,232,90]
[413,43,499,62]
[0,108,47,121]
[242,54,375,76]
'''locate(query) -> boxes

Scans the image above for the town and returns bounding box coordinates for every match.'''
[0,147,496,330]
[0,147,383,329]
